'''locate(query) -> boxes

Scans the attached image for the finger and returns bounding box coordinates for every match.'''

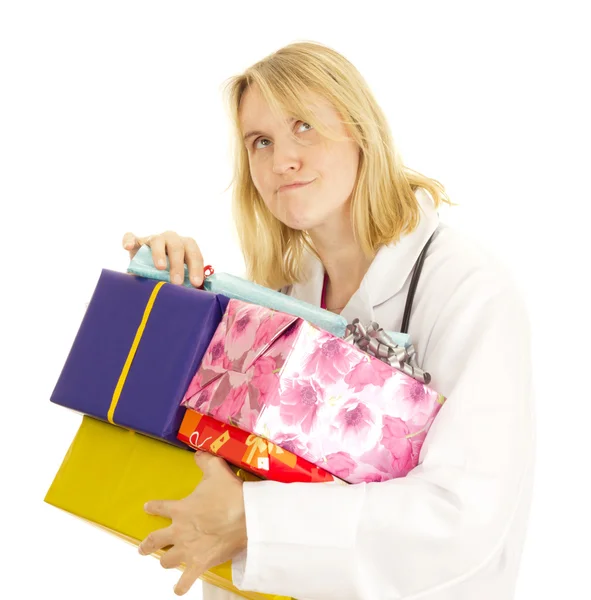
[165,235,187,285]
[183,238,205,288]
[135,234,153,246]
[159,546,184,570]
[148,236,168,270]
[174,562,206,596]
[193,450,229,474]
[122,232,142,259]
[144,499,175,518]
[122,232,138,250]
[138,524,175,556]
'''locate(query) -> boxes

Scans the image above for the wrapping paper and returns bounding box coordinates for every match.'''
[344,319,429,383]
[126,245,413,346]
[44,415,292,600]
[127,244,347,337]
[50,269,229,447]
[178,409,345,484]
[182,299,446,484]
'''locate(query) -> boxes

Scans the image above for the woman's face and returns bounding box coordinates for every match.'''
[239,84,360,233]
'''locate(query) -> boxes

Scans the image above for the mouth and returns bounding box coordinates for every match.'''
[278,179,315,192]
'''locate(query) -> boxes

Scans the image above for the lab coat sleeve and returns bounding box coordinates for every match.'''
[231,283,535,600]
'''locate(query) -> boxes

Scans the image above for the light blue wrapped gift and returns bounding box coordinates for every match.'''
[127,244,410,346]
[127,245,347,337]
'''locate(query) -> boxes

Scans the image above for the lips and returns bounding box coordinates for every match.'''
[278,179,314,192]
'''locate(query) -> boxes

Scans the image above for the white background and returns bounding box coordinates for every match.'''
[1,1,589,598]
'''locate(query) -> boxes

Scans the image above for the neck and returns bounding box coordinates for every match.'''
[308,215,375,311]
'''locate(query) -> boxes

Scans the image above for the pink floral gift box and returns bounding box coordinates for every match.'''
[181,299,446,484]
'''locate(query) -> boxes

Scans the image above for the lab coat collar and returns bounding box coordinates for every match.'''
[290,188,440,325]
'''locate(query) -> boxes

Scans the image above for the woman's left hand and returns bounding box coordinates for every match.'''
[138,451,248,596]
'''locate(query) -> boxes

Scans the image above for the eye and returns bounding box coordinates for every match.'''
[297,121,313,133]
[253,137,271,150]
[252,121,313,150]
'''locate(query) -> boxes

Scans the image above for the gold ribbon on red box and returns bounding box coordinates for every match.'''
[177,409,345,485]
[243,434,298,471]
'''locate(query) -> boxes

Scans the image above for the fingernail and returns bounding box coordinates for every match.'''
[191,275,202,287]
[157,258,166,268]
[173,274,182,285]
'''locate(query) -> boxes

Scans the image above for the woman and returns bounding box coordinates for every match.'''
[129,42,535,600]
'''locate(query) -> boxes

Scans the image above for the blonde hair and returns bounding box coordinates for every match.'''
[222,41,452,289]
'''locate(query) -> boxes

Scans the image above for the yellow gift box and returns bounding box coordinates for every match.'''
[44,415,292,600]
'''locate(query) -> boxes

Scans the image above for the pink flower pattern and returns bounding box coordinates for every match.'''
[380,416,418,476]
[225,310,259,362]
[332,400,376,445]
[181,298,445,484]
[278,378,323,436]
[252,310,297,351]
[209,381,249,424]
[301,335,357,384]
[270,432,315,463]
[324,451,358,480]
[250,355,280,407]
[345,357,394,392]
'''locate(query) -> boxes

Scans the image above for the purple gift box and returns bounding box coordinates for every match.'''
[50,270,230,447]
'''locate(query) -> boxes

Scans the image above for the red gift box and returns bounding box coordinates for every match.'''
[178,409,345,485]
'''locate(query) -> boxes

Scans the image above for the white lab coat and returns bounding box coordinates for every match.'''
[203,188,536,600]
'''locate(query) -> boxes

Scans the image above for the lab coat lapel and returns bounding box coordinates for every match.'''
[365,188,440,309]
[288,249,325,306]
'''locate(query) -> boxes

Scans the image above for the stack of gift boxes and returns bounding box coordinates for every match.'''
[44,250,446,599]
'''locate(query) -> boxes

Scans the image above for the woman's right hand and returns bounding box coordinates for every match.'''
[122,231,205,288]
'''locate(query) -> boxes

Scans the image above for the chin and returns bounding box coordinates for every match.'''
[278,211,322,232]
[266,200,316,231]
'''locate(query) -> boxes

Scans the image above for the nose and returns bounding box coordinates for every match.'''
[272,140,302,175]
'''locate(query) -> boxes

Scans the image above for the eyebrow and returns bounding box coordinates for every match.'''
[242,117,297,143]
